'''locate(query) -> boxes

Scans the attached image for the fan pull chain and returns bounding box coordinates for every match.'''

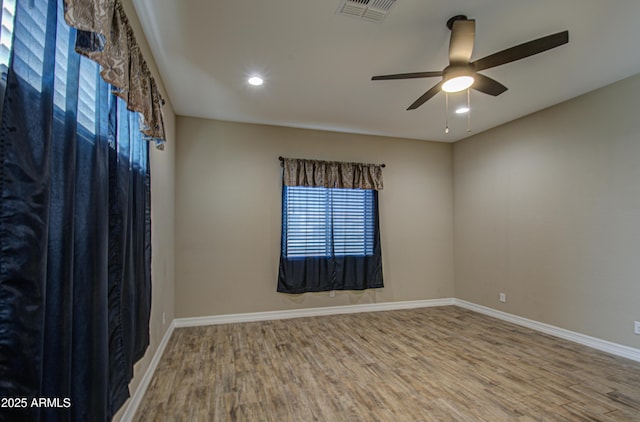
[444,92,450,134]
[466,88,471,132]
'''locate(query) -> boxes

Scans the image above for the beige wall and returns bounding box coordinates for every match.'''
[175,118,454,317]
[116,1,176,419]
[454,74,640,348]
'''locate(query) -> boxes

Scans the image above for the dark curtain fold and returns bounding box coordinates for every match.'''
[0,0,151,420]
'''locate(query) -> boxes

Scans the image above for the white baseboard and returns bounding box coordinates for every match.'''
[454,299,640,363]
[120,320,176,422]
[174,298,455,328]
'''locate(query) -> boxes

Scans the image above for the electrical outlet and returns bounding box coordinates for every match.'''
[329,290,336,298]
[499,293,506,303]
[634,321,640,335]
[162,312,166,325]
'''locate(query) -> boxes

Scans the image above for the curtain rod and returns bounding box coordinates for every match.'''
[278,156,385,168]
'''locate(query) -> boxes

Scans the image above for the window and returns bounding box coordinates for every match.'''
[0,0,16,69]
[0,0,15,117]
[282,186,376,258]
[277,158,384,293]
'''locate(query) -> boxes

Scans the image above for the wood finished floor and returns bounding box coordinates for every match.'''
[133,306,640,421]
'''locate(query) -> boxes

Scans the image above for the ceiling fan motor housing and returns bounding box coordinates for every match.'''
[443,64,475,81]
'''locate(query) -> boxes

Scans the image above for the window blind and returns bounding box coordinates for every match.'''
[282,186,375,258]
[0,0,16,69]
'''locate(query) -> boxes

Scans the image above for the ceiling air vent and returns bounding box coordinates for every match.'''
[337,0,397,22]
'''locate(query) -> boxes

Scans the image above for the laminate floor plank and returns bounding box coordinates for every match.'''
[133,306,640,421]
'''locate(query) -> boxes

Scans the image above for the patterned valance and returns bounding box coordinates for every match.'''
[282,157,384,190]
[63,0,166,149]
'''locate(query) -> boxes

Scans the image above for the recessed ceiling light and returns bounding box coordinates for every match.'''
[248,76,263,86]
[455,106,470,114]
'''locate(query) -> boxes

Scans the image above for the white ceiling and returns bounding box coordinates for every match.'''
[132,0,640,142]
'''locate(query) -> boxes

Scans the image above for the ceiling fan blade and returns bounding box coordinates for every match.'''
[449,19,475,64]
[472,73,508,96]
[372,71,442,81]
[472,30,568,71]
[407,82,443,110]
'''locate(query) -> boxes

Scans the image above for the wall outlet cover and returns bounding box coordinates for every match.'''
[634,321,640,335]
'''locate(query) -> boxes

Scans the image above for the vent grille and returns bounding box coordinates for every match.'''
[337,0,397,22]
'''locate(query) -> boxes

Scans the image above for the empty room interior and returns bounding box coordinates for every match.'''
[2,0,640,421]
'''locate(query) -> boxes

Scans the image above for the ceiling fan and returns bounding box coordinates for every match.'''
[371,15,569,110]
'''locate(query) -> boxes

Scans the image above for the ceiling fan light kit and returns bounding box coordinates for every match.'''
[371,14,569,133]
[441,65,475,93]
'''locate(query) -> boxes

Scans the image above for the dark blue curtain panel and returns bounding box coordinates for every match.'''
[0,0,151,420]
